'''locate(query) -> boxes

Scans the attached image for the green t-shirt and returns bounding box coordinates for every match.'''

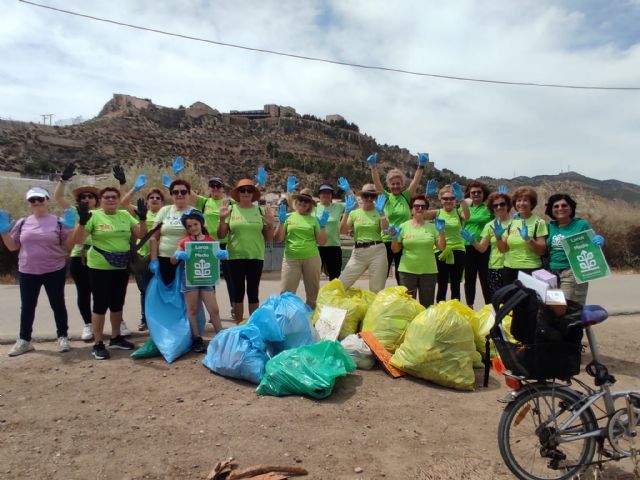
[348,209,383,242]
[284,212,320,260]
[464,202,493,244]
[381,189,411,241]
[397,220,438,275]
[155,205,190,258]
[227,205,266,260]
[196,195,232,244]
[481,218,510,269]
[437,208,465,251]
[504,214,549,269]
[314,202,344,247]
[547,218,592,270]
[136,210,158,257]
[85,209,138,270]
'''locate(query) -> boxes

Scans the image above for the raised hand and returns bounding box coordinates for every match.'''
[76,202,92,226]
[498,185,508,194]
[385,224,402,239]
[112,165,126,185]
[286,176,298,193]
[59,208,77,230]
[262,206,276,226]
[337,177,351,193]
[418,152,429,167]
[60,162,76,181]
[161,174,172,190]
[215,250,229,261]
[592,234,605,247]
[174,250,189,262]
[435,217,446,233]
[172,156,185,175]
[219,199,230,219]
[0,210,12,234]
[374,194,387,214]
[344,194,356,214]
[278,203,288,223]
[133,174,146,192]
[255,166,267,188]
[426,179,437,196]
[518,222,530,241]
[460,229,474,243]
[135,198,148,221]
[317,209,330,228]
[492,220,505,238]
[452,181,463,201]
[366,153,378,167]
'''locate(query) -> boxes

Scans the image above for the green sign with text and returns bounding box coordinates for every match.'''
[185,241,220,287]
[561,229,609,284]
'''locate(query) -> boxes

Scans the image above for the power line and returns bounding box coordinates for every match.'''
[19,0,640,91]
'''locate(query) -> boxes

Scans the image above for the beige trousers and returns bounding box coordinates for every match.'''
[339,243,388,293]
[558,268,589,305]
[280,256,322,308]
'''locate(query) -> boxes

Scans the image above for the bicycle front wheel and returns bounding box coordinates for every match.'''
[498,385,598,480]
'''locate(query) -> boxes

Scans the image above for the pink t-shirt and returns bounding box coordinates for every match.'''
[10,214,69,274]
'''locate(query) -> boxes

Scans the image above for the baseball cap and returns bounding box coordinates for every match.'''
[208,177,224,187]
[318,183,335,193]
[26,187,50,200]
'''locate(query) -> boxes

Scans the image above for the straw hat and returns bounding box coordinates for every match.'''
[358,183,378,196]
[72,185,100,200]
[230,179,261,202]
[292,188,317,207]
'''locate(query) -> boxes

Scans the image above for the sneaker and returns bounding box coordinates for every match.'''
[120,321,132,337]
[137,321,148,332]
[109,335,134,350]
[8,339,34,357]
[92,341,110,360]
[81,323,94,341]
[191,336,205,353]
[57,336,71,353]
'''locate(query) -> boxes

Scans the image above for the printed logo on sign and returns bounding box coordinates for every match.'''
[577,250,598,272]
[193,259,211,278]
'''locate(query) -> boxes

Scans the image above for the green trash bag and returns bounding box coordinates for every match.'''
[312,279,371,339]
[130,338,161,359]
[361,286,425,353]
[390,301,476,391]
[256,340,356,399]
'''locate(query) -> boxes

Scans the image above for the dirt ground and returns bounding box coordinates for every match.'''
[1,315,639,480]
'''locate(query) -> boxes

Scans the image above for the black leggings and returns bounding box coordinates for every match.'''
[69,256,92,325]
[19,267,68,341]
[319,246,343,280]
[487,268,504,302]
[384,241,402,284]
[228,259,263,304]
[158,256,178,286]
[436,250,466,302]
[501,267,538,286]
[88,268,130,315]
[219,244,234,304]
[464,246,491,306]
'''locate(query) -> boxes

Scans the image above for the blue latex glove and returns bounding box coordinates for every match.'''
[366,153,378,167]
[460,229,474,243]
[317,209,330,228]
[133,174,146,192]
[518,222,530,241]
[278,204,288,223]
[162,174,172,189]
[172,156,185,175]
[215,250,229,261]
[385,225,402,240]
[344,195,356,214]
[0,210,12,234]
[513,212,521,220]
[418,152,429,167]
[149,258,159,274]
[286,176,298,193]
[426,179,437,196]
[592,234,605,247]
[337,177,351,193]
[374,194,387,214]
[452,181,463,201]
[174,250,190,261]
[59,208,77,230]
[255,167,267,188]
[492,220,505,238]
[435,217,445,232]
[498,185,508,194]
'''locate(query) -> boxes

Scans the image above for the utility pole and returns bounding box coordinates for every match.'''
[41,114,54,125]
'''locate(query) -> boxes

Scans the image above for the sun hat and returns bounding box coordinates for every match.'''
[72,185,101,200]
[25,186,50,200]
[318,183,335,194]
[230,179,261,202]
[208,177,224,187]
[293,188,317,207]
[358,183,378,196]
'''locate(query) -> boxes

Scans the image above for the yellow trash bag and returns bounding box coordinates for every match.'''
[361,286,425,353]
[312,279,370,339]
[390,302,476,391]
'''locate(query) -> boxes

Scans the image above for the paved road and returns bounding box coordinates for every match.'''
[1,272,638,342]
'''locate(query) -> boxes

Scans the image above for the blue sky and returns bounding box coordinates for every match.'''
[1,0,639,184]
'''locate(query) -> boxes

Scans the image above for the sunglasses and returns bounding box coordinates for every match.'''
[209,183,223,188]
[441,196,456,201]
[493,202,507,208]
[470,191,483,196]
[147,195,163,201]
[28,197,46,204]
[102,195,119,200]
[413,204,428,210]
[362,193,377,199]
[171,189,189,196]
[79,193,96,200]
[297,198,311,204]
[238,187,255,194]
[553,203,570,209]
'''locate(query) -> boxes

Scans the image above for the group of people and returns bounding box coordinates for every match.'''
[0,154,605,360]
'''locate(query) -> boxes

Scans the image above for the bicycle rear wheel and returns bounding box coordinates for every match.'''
[498,385,598,480]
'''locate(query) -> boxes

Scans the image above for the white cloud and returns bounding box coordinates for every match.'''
[1,0,639,183]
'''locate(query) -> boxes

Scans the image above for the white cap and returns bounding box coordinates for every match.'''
[25,187,50,200]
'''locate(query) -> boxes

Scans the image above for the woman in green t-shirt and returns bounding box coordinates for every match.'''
[462,180,493,308]
[315,182,347,280]
[338,183,389,293]
[275,188,327,308]
[390,195,446,307]
[218,179,276,323]
[544,193,605,304]
[496,187,548,285]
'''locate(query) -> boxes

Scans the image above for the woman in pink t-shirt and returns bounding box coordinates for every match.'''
[0,187,76,357]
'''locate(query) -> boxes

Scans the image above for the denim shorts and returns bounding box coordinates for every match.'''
[180,266,215,294]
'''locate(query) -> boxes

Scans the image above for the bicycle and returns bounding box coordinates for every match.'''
[494,305,640,480]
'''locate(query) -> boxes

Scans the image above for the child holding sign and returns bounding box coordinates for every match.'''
[172,209,226,352]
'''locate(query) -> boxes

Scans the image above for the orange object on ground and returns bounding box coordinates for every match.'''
[359,331,407,378]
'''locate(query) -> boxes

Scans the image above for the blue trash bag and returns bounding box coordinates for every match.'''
[145,266,206,363]
[202,324,270,384]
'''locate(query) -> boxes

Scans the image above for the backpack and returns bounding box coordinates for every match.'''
[482,281,584,386]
